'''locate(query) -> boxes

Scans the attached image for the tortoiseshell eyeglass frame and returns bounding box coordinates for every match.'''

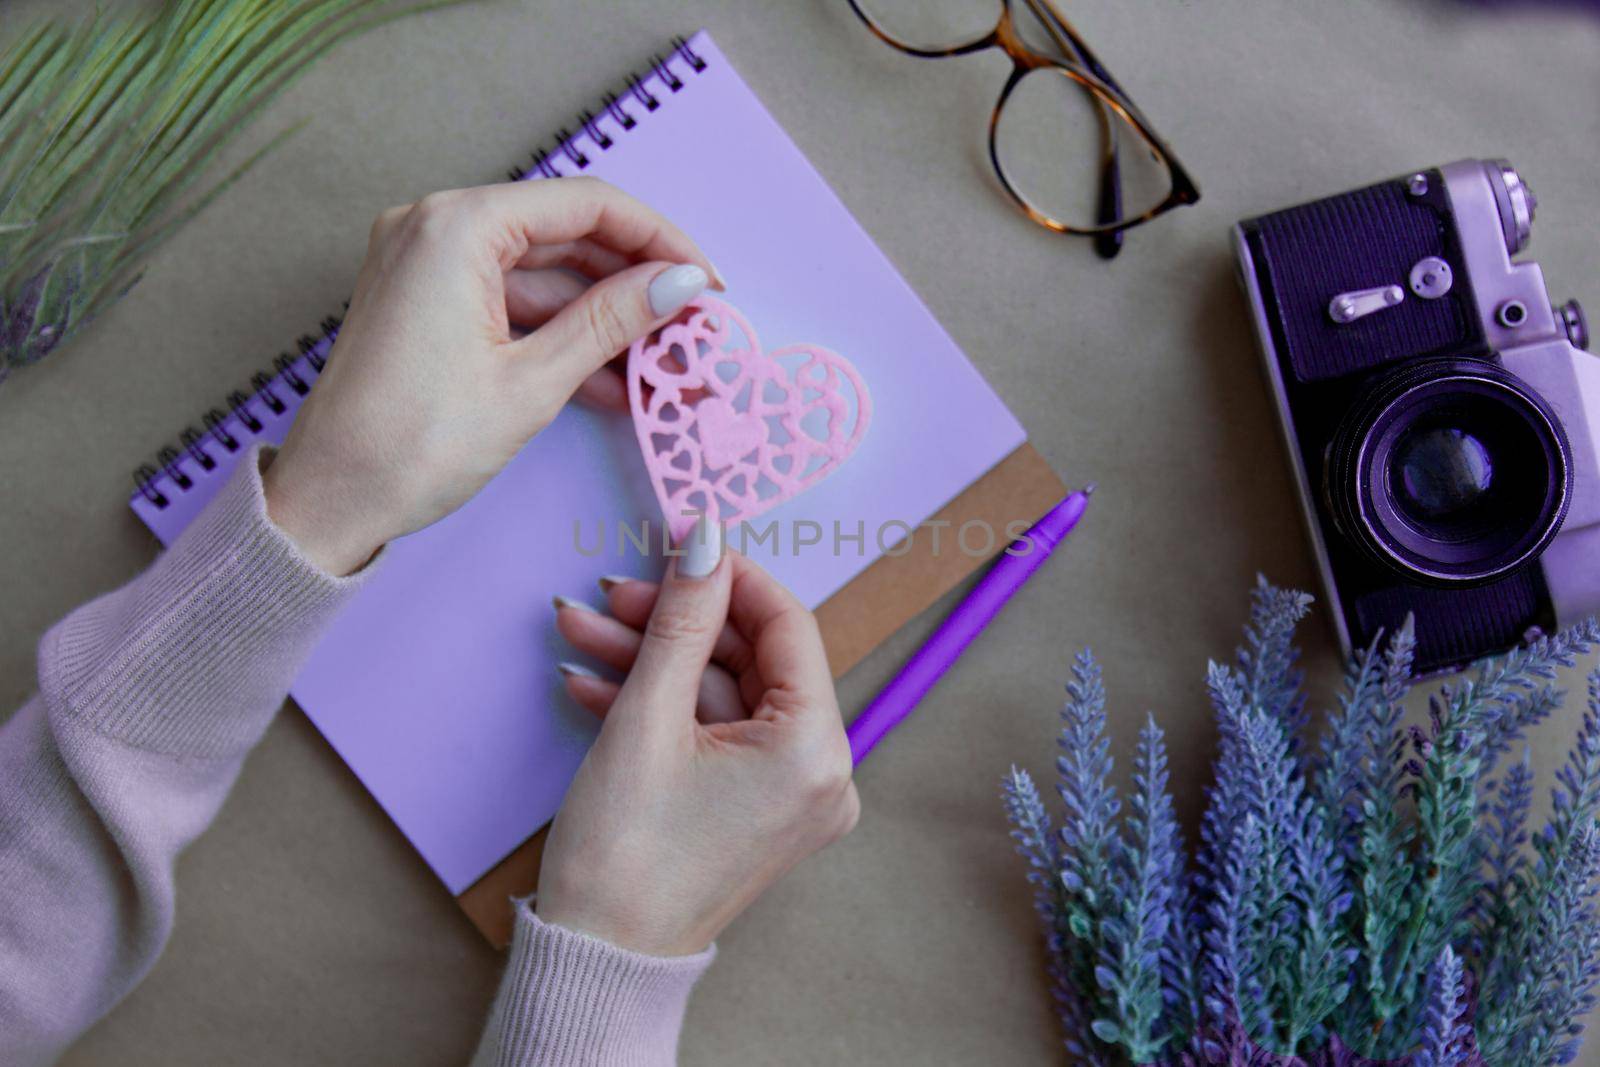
[845,0,1199,259]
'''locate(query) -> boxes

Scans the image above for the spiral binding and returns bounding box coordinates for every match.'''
[132,316,341,508]
[508,35,707,182]
[137,34,708,510]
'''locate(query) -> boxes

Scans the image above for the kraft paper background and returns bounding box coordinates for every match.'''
[2,0,1598,1063]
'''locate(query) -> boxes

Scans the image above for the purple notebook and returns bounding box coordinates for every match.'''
[129,31,1026,895]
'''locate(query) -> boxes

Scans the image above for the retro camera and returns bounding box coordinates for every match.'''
[1235,160,1597,673]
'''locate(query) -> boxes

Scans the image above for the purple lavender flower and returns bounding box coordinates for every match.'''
[1237,577,1314,743]
[1001,585,1600,1066]
[1056,650,1119,910]
[1479,684,1600,1065]
[1413,947,1472,1067]
[1003,767,1109,1067]
[1548,672,1600,854]
[1313,634,1385,865]
[1200,812,1266,1039]
[1471,750,1535,958]
[1094,716,1184,1062]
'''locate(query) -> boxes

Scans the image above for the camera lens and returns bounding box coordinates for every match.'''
[1326,358,1571,586]
[1392,427,1494,520]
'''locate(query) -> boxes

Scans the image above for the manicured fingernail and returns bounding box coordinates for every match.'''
[648,264,709,317]
[552,594,597,614]
[706,258,727,290]
[597,574,633,592]
[556,661,598,679]
[678,517,723,579]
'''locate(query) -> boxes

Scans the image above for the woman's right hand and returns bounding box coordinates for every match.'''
[262,177,718,576]
[537,522,860,957]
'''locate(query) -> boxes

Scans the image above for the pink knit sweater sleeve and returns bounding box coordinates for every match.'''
[0,448,712,1066]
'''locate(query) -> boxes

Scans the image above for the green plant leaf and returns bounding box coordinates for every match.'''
[0,0,467,379]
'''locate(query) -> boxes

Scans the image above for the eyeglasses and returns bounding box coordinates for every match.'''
[846,0,1199,259]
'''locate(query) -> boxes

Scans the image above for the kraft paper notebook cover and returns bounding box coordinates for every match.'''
[127,30,1065,943]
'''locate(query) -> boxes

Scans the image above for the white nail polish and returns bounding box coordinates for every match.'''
[679,517,724,579]
[552,594,597,614]
[597,574,633,592]
[648,264,709,317]
[556,661,598,679]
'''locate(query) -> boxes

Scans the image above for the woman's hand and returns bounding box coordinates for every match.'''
[539,522,860,956]
[263,177,719,575]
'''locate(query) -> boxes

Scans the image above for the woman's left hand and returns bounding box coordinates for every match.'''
[539,538,859,957]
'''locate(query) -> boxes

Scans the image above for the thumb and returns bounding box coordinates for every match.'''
[512,261,709,397]
[612,518,731,728]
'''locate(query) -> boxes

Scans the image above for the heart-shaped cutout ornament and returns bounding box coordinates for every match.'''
[627,296,871,541]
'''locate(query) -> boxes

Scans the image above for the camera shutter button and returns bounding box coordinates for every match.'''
[1409,257,1453,299]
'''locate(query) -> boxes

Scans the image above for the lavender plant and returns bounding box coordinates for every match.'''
[0,0,458,385]
[1003,579,1600,1065]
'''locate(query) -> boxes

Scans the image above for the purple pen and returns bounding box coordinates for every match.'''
[846,487,1094,765]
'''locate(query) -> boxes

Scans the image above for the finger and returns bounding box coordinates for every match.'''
[504,268,588,327]
[460,177,721,285]
[726,553,835,717]
[574,366,629,411]
[600,576,753,673]
[694,666,748,724]
[558,659,745,725]
[616,518,730,727]
[368,203,412,247]
[554,603,644,673]
[512,238,634,279]
[557,665,621,717]
[513,260,709,398]
[350,204,414,305]
[556,598,749,722]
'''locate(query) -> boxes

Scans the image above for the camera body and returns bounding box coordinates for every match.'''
[1235,160,1597,673]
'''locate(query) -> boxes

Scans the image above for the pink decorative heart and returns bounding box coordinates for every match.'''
[627,296,871,541]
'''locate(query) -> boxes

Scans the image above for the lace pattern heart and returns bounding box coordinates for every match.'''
[627,296,871,541]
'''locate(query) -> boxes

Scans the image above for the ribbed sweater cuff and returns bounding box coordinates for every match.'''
[39,445,373,759]
[476,901,715,1067]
